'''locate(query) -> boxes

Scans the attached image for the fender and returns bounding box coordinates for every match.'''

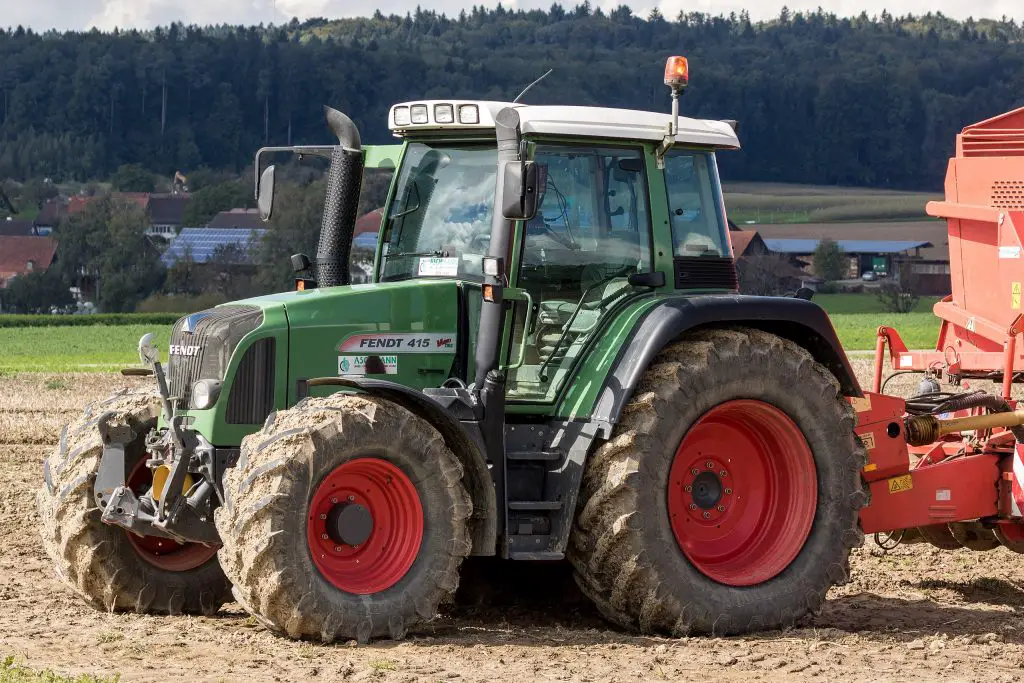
[301,377,497,556]
[590,295,861,435]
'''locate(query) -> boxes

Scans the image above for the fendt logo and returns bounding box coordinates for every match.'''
[169,344,201,357]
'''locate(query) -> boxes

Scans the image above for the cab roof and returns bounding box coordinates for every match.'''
[388,100,740,150]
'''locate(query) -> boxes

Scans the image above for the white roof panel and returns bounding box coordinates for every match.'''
[388,100,740,149]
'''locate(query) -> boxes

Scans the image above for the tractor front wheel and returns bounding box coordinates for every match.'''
[215,394,472,642]
[569,328,866,635]
[37,390,230,615]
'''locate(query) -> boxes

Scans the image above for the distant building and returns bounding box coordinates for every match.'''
[0,235,58,287]
[208,208,264,230]
[146,195,191,239]
[754,221,951,295]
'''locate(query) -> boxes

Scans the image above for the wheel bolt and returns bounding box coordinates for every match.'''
[724,488,732,495]
[334,546,342,552]
[702,511,711,519]
[348,495,355,502]
[720,470,728,478]
[321,533,328,540]
[688,503,697,510]
[684,485,692,493]
[705,461,714,469]
[319,513,327,520]
[691,468,699,475]
[331,497,338,504]
[717,505,725,512]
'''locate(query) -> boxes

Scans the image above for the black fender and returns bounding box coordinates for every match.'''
[589,295,861,435]
[301,377,497,555]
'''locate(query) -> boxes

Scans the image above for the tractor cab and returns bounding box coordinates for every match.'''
[366,97,740,402]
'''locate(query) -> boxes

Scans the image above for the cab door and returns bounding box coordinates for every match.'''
[503,143,656,405]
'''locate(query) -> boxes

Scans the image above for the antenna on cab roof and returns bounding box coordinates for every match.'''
[512,69,554,104]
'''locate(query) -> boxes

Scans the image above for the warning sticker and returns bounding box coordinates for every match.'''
[1013,282,1021,310]
[887,474,913,494]
[338,333,456,354]
[1001,246,1021,259]
[857,432,876,450]
[849,396,872,413]
[935,489,951,501]
[338,355,398,376]
[899,354,913,369]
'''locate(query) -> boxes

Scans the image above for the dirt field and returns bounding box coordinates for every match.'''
[4,365,1024,682]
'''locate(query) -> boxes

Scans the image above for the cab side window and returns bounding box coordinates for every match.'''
[664,152,727,257]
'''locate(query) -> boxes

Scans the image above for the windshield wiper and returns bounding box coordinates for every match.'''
[384,249,450,260]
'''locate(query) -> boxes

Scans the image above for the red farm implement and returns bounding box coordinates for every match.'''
[863,106,1024,552]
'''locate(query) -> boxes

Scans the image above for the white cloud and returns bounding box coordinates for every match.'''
[2,0,1021,32]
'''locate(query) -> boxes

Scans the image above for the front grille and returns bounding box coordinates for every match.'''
[673,256,739,291]
[226,339,276,424]
[166,305,263,409]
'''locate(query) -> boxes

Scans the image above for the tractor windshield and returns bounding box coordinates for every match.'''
[379,142,497,282]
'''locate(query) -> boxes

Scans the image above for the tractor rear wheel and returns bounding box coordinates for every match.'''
[36,390,230,614]
[569,328,866,635]
[215,393,471,642]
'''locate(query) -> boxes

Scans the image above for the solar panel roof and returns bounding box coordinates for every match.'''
[162,228,266,266]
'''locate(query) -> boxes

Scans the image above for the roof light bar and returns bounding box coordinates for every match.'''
[410,104,429,124]
[393,106,411,127]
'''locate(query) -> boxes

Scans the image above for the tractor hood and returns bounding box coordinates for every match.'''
[233,279,464,402]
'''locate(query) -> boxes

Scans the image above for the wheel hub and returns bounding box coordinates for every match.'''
[690,470,724,510]
[326,501,374,547]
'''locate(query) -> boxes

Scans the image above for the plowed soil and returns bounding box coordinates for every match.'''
[3,365,1024,682]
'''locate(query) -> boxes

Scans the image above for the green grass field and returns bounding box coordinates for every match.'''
[0,656,117,683]
[0,324,172,373]
[723,182,941,224]
[0,295,940,372]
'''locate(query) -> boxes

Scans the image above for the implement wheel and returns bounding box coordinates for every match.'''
[216,394,471,642]
[37,390,230,614]
[569,328,866,635]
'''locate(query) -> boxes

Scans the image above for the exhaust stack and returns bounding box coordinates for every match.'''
[315,106,364,288]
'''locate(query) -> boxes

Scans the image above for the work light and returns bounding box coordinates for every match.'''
[393,106,411,127]
[458,104,480,125]
[434,104,455,124]
[410,104,429,124]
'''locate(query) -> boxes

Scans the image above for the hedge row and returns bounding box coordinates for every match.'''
[0,313,183,328]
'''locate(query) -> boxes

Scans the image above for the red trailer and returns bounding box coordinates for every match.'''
[861,106,1024,552]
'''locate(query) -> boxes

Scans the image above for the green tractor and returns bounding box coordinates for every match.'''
[37,57,865,641]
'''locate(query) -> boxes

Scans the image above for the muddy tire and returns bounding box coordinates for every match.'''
[215,393,472,642]
[36,390,231,615]
[569,328,866,635]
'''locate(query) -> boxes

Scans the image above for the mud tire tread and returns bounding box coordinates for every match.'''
[215,393,471,642]
[568,328,866,636]
[36,389,231,615]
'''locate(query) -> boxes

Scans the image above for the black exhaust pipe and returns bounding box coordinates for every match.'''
[315,106,364,288]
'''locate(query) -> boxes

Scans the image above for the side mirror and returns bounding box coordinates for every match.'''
[501,161,544,221]
[257,165,276,221]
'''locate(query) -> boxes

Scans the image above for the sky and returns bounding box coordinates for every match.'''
[1,0,1021,33]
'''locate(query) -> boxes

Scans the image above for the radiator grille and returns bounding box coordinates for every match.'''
[991,180,1024,209]
[166,306,263,409]
[673,256,739,291]
[226,338,276,424]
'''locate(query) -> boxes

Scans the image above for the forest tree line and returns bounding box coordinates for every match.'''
[2,7,1024,190]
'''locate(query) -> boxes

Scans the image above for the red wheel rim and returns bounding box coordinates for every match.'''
[667,399,817,586]
[307,457,423,594]
[124,460,219,571]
